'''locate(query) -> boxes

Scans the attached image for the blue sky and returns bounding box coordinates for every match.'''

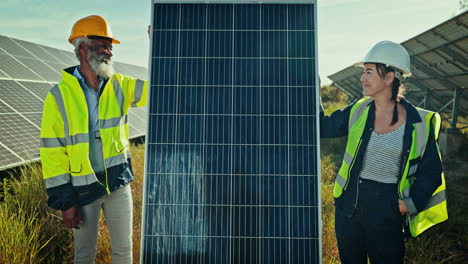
[0,0,463,84]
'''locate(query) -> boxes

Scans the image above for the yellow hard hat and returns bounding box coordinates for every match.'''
[68,15,120,45]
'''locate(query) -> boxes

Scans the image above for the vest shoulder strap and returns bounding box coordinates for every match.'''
[349,97,373,128]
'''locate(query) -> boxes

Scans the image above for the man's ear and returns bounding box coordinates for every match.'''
[79,43,88,58]
[385,71,395,86]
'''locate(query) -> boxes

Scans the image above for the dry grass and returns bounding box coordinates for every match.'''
[0,163,73,264]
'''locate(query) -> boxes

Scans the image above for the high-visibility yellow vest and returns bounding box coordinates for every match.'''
[40,69,147,194]
[334,97,448,237]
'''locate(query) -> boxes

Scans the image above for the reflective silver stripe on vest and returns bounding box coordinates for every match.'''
[408,164,419,177]
[41,133,89,148]
[343,152,353,166]
[131,79,144,107]
[67,133,89,145]
[40,137,66,148]
[100,115,128,129]
[402,187,410,198]
[44,173,71,188]
[423,190,446,211]
[50,85,69,136]
[414,122,428,157]
[349,98,373,128]
[71,173,98,186]
[414,110,432,157]
[335,173,348,189]
[105,152,129,168]
[113,78,125,115]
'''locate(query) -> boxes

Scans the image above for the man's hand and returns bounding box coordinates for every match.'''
[62,205,83,229]
[398,199,409,216]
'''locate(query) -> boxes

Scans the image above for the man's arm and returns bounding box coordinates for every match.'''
[40,90,82,228]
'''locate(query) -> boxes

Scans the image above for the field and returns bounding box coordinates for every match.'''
[0,86,466,263]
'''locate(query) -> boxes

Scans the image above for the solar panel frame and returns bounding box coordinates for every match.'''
[141,0,321,262]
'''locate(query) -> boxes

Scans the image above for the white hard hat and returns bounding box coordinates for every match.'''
[357,40,412,78]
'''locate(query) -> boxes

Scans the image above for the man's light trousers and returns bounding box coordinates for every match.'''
[73,184,133,264]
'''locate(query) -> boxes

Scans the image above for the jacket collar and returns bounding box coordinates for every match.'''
[400,98,422,124]
[64,65,78,75]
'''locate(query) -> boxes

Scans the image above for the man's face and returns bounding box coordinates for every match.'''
[85,38,115,78]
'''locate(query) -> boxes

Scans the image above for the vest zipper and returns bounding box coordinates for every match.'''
[344,138,362,191]
[97,96,111,196]
[398,147,411,232]
[352,137,365,210]
[397,149,410,200]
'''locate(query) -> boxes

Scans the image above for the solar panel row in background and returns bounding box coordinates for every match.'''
[142,1,320,263]
[0,35,148,171]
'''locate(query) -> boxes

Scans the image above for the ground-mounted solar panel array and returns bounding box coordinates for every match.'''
[141,1,321,263]
[0,34,148,171]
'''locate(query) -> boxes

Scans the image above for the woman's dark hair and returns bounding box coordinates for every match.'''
[375,63,406,125]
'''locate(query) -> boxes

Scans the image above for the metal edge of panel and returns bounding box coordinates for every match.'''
[0,157,41,171]
[139,1,156,262]
[153,0,316,4]
[312,2,322,262]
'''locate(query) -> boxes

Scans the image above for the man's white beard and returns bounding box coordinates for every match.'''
[87,50,114,79]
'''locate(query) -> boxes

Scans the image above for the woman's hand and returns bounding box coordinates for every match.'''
[398,199,409,215]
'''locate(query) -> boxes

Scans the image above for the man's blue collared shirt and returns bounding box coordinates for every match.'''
[73,67,105,173]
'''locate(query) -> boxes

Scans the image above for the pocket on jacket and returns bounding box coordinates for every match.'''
[114,138,129,153]
[70,159,82,173]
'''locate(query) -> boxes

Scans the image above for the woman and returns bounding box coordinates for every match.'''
[320,41,446,263]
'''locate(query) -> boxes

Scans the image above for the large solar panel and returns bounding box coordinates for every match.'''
[141,1,320,263]
[0,34,148,171]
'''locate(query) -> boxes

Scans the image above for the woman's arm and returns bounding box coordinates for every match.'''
[319,101,355,138]
[403,123,443,215]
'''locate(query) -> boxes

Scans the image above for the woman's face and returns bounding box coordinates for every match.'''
[360,63,387,98]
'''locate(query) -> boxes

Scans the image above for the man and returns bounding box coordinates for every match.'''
[40,15,148,264]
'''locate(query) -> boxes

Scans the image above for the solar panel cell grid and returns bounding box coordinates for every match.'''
[142,2,319,263]
[39,46,76,65]
[0,53,42,80]
[0,100,13,113]
[0,113,40,160]
[15,57,61,82]
[0,35,33,58]
[22,113,42,128]
[0,80,44,113]
[0,143,23,170]
[0,69,9,78]
[18,81,53,100]
[13,39,63,63]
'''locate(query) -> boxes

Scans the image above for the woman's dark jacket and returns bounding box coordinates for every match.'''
[320,98,443,218]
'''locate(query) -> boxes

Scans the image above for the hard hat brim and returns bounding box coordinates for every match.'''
[68,35,120,45]
[354,61,412,78]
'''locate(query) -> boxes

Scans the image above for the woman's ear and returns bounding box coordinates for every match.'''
[385,71,395,86]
